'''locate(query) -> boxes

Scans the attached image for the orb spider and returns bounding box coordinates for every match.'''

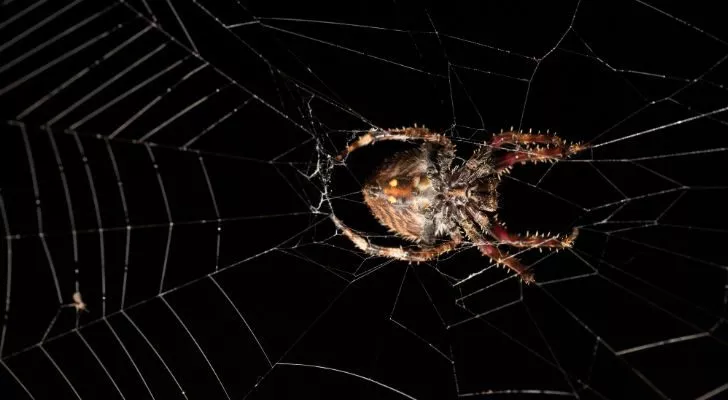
[331,125,588,283]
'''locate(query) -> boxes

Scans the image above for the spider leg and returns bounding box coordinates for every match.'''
[463,206,577,250]
[457,214,535,284]
[489,222,578,250]
[331,215,460,262]
[489,129,569,148]
[488,129,589,173]
[336,126,454,161]
[494,143,588,172]
[453,145,494,185]
[460,129,563,181]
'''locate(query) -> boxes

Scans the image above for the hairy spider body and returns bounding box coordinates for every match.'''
[333,126,587,283]
[363,144,497,244]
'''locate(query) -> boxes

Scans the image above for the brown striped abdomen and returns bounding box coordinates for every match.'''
[362,147,438,243]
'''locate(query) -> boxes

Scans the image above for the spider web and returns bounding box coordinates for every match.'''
[1,0,727,399]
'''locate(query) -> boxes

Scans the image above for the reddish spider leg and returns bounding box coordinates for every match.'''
[331,215,461,262]
[484,130,584,267]
[335,125,450,161]
[490,129,567,148]
[458,216,536,284]
[490,130,589,172]
[467,208,578,251]
[490,223,578,250]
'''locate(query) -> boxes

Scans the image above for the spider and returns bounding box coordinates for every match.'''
[63,291,89,313]
[331,125,588,283]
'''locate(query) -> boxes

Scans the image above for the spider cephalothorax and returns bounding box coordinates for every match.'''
[332,125,588,283]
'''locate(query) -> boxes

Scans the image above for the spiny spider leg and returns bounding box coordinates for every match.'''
[331,215,461,262]
[458,216,535,284]
[490,223,579,249]
[465,198,578,251]
[489,129,568,148]
[495,141,589,172]
[336,125,453,161]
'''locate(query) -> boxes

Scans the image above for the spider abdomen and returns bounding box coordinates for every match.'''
[362,147,440,243]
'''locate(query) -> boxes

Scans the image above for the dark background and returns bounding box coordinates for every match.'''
[1,0,727,399]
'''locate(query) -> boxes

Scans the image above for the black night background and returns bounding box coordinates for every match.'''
[1,1,727,399]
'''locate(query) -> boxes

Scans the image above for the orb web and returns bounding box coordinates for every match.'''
[1,1,727,399]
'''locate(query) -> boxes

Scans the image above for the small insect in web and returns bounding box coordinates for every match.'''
[63,291,89,314]
[331,125,589,283]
